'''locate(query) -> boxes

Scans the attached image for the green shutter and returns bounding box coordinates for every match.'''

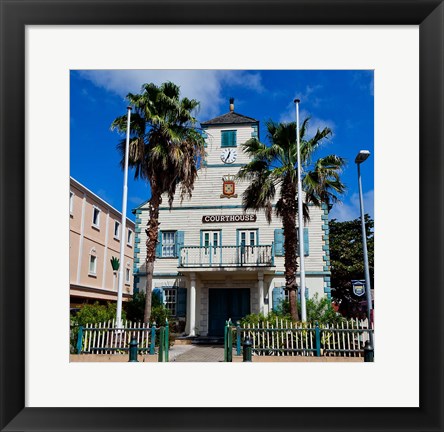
[272,286,285,311]
[155,231,162,257]
[230,130,237,146]
[303,227,309,256]
[175,231,184,257]
[274,228,284,256]
[152,288,162,305]
[176,287,187,317]
[222,131,228,147]
[221,130,237,147]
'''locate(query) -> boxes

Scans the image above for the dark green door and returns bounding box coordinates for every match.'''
[208,288,250,336]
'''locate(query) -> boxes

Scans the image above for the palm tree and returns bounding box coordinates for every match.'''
[111,82,205,323]
[237,119,345,321]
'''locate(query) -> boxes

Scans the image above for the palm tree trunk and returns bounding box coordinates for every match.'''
[282,181,300,321]
[143,186,162,323]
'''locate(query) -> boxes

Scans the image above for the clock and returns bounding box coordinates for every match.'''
[220,148,238,164]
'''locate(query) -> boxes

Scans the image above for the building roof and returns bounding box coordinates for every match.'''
[70,177,135,228]
[201,111,258,126]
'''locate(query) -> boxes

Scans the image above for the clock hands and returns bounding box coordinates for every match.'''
[225,150,231,163]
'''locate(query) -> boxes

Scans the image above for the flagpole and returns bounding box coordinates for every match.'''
[116,106,132,329]
[294,99,307,321]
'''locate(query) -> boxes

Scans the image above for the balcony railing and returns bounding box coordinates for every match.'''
[178,244,274,268]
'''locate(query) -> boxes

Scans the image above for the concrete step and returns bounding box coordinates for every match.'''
[191,336,224,345]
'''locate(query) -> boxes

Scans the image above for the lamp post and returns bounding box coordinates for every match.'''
[294,99,307,321]
[355,150,373,345]
[116,106,132,329]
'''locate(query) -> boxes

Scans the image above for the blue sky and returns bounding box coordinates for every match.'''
[70,70,374,222]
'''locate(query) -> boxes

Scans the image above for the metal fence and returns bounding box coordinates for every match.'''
[224,318,373,360]
[72,319,169,362]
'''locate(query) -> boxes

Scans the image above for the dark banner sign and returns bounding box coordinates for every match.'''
[202,214,257,223]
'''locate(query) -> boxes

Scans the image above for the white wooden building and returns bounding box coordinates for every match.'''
[132,101,332,337]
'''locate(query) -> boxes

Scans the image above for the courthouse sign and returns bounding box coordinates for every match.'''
[202,214,257,223]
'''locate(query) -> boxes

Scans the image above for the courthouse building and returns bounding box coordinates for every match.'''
[70,177,135,307]
[133,101,331,336]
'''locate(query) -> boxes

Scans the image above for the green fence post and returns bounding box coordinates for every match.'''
[236,321,241,356]
[364,340,374,362]
[76,325,83,354]
[150,322,156,355]
[315,322,321,357]
[128,336,139,362]
[158,327,164,362]
[164,319,169,362]
[223,320,228,362]
[227,320,233,362]
[243,336,252,362]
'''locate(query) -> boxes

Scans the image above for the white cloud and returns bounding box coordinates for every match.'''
[329,189,374,222]
[278,85,334,137]
[77,70,264,120]
[279,107,335,139]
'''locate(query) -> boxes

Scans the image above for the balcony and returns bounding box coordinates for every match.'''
[178,245,274,268]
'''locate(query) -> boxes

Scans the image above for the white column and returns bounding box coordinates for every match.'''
[258,272,264,314]
[268,279,274,314]
[189,272,197,337]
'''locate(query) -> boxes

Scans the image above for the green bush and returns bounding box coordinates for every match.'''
[125,292,146,323]
[240,293,345,327]
[124,290,166,323]
[73,301,126,326]
[150,305,171,326]
[304,293,345,325]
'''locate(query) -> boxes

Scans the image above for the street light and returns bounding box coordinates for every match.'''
[355,150,373,346]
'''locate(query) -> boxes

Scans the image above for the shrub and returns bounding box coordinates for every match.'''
[150,305,171,326]
[125,292,146,323]
[73,301,126,326]
[124,291,165,323]
[240,294,345,327]
[304,293,345,325]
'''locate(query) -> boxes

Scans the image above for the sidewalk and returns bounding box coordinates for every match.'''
[170,345,225,362]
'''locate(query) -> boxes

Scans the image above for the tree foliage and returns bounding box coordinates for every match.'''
[237,119,346,320]
[329,215,374,318]
[111,82,205,323]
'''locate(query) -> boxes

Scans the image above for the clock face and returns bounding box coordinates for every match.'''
[220,148,238,164]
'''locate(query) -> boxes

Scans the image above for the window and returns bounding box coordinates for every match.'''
[69,191,74,215]
[221,130,237,147]
[127,229,133,246]
[251,124,258,138]
[125,267,131,284]
[162,231,175,257]
[89,255,97,276]
[114,221,120,240]
[92,207,100,228]
[164,288,177,316]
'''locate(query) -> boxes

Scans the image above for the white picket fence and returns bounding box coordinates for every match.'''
[239,318,372,357]
[80,320,154,355]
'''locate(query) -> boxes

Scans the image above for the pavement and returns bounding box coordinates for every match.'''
[169,344,225,362]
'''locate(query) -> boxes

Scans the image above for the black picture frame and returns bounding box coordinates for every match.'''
[1,1,443,431]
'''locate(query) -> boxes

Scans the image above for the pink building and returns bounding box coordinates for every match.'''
[70,177,135,307]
